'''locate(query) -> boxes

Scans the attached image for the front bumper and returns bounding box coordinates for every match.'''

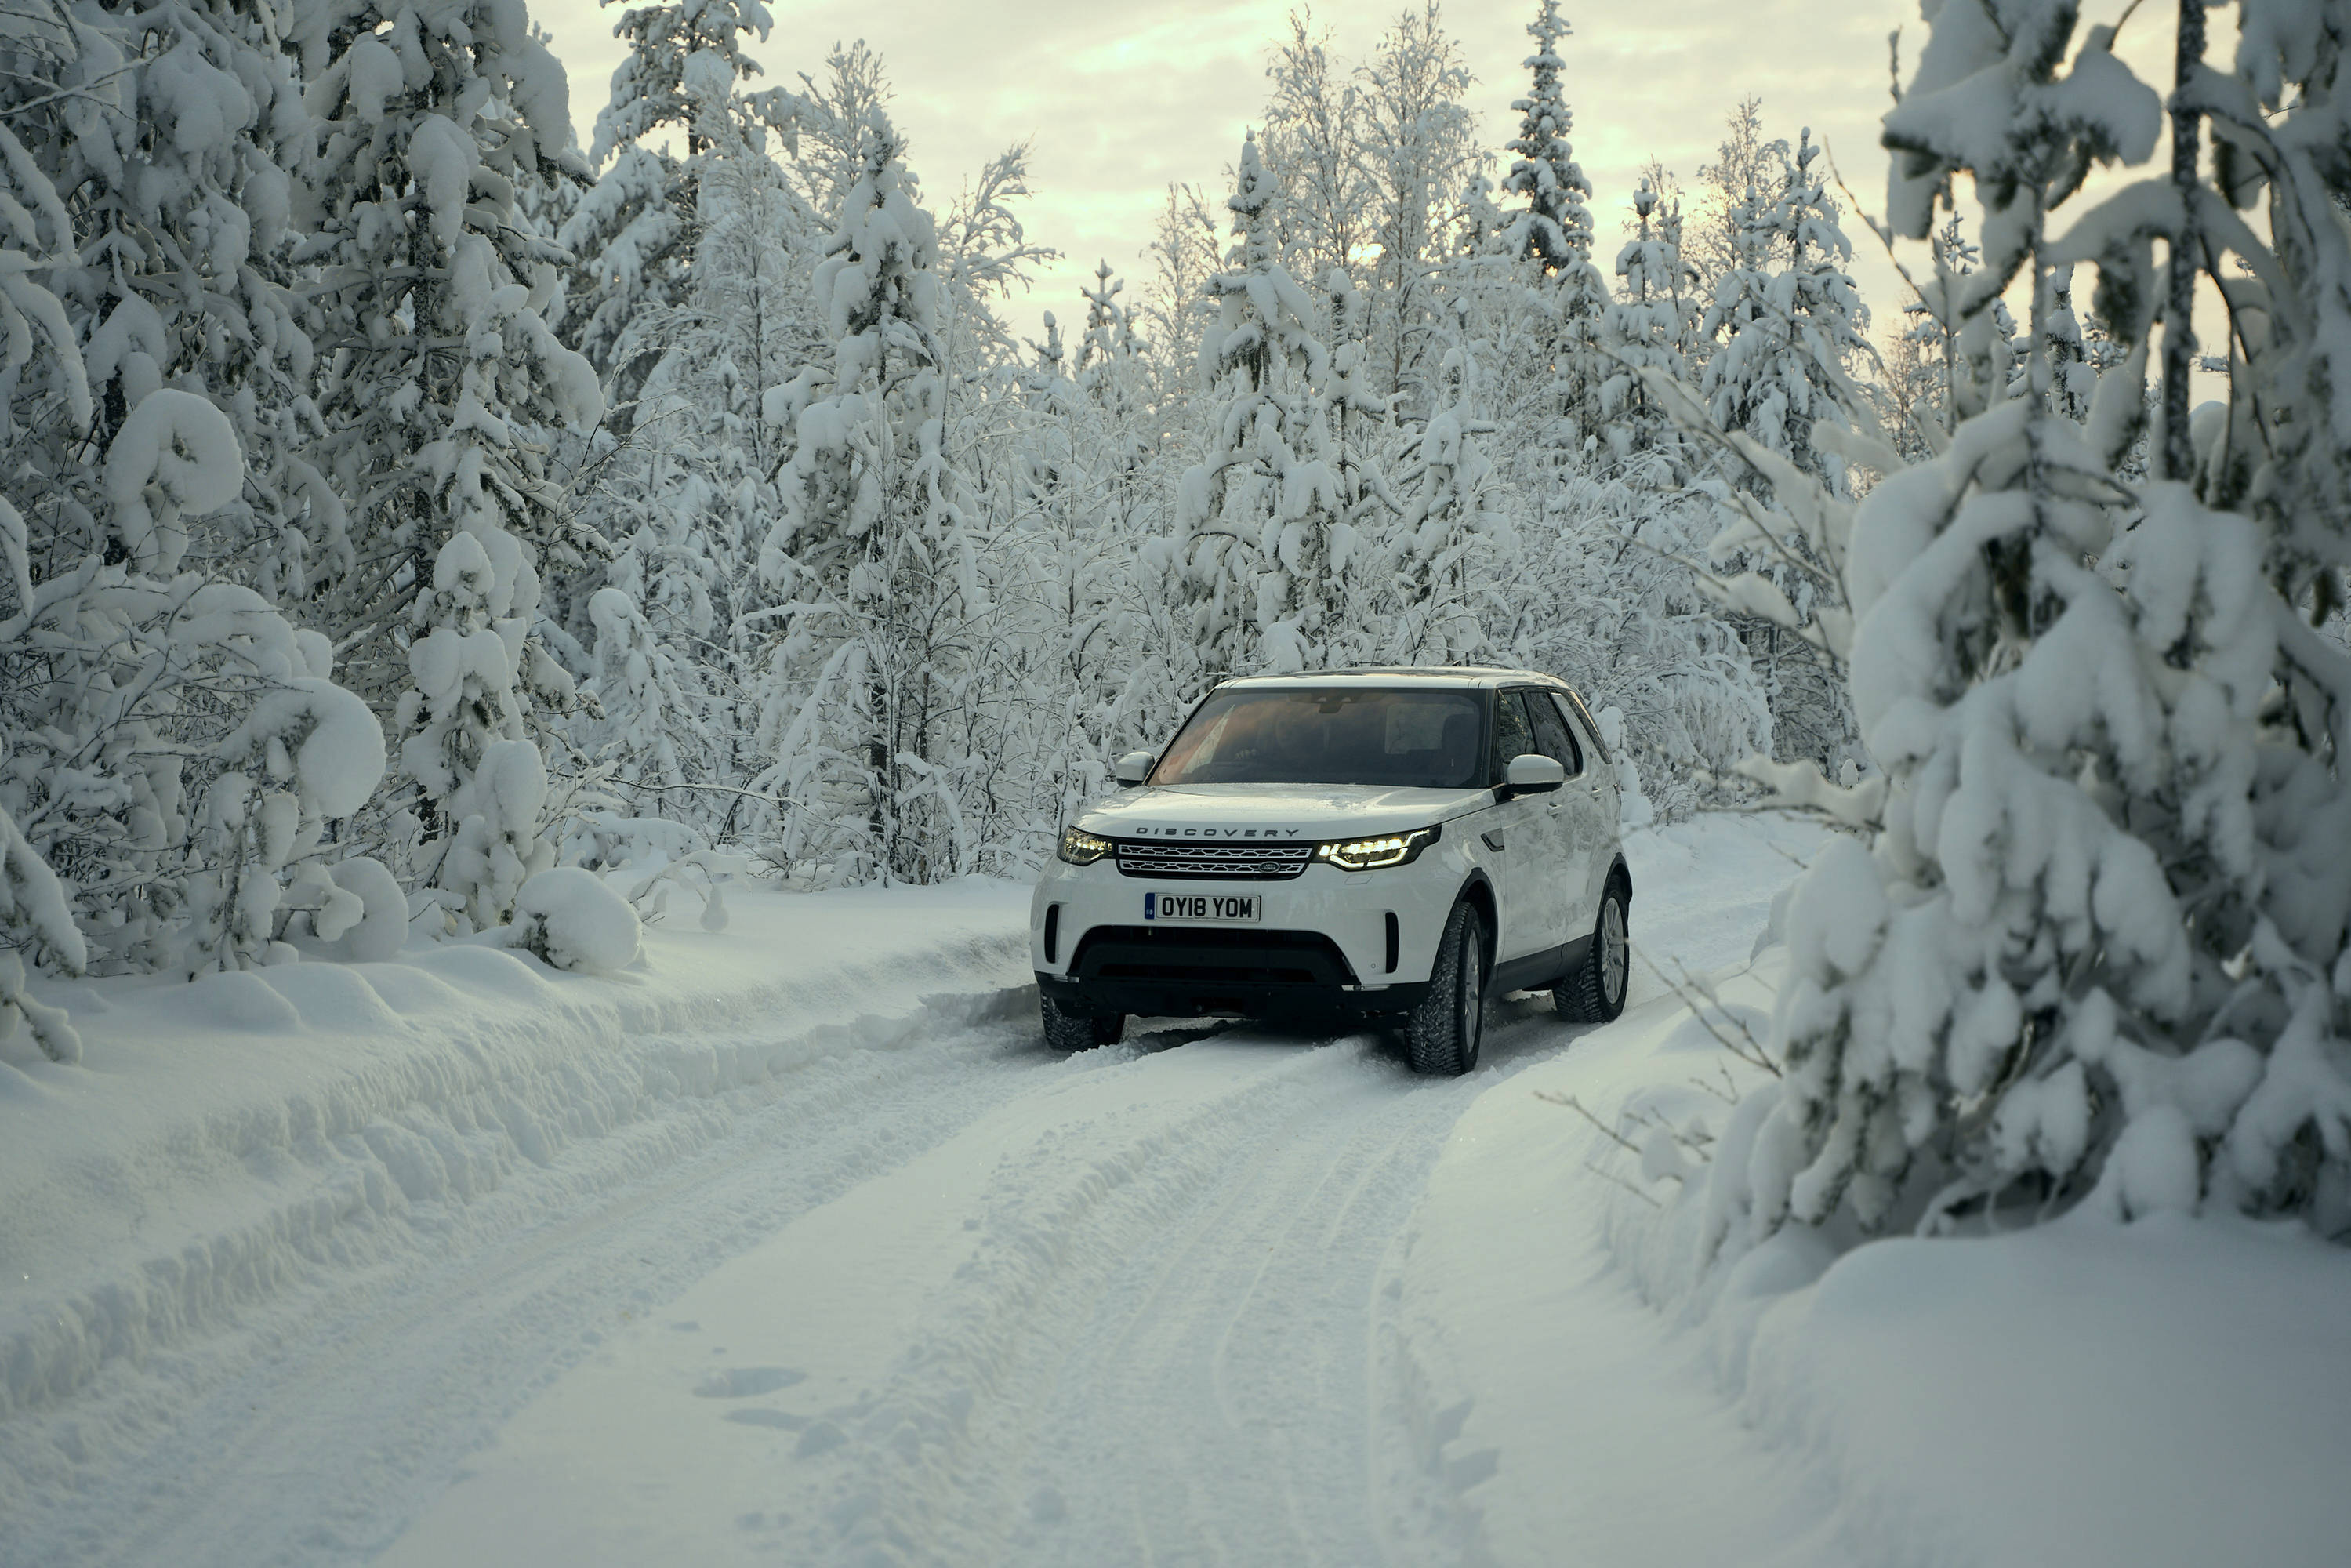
[1037,924,1432,1019]
[1031,844,1471,1019]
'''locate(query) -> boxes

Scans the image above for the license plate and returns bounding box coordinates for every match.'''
[1145,891,1261,924]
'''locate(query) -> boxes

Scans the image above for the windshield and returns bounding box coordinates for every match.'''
[1149,688,1485,789]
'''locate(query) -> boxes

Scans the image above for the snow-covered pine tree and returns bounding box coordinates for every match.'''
[783,41,893,226]
[0,5,394,987]
[1176,132,1363,677]
[1719,0,2351,1242]
[562,0,796,423]
[1694,128,1874,768]
[61,0,328,603]
[753,110,980,885]
[1384,301,1502,664]
[1353,3,1482,416]
[1500,0,1591,278]
[1075,261,1152,445]
[1499,0,1610,453]
[1686,96,1783,311]
[982,284,1150,844]
[2040,262,2096,423]
[2095,0,2351,1223]
[564,27,819,846]
[1700,129,1874,488]
[1261,10,1370,285]
[1602,179,1702,477]
[290,0,604,929]
[579,576,703,804]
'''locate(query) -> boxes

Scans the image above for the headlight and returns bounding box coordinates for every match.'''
[1315,825,1439,871]
[1058,826,1114,865]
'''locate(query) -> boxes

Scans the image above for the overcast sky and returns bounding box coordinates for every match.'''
[535,1,2194,348]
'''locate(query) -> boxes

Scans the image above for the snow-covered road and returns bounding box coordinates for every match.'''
[3,817,1833,1567]
[381,1015,1591,1568]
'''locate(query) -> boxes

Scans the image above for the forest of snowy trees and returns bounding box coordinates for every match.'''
[0,0,2346,1235]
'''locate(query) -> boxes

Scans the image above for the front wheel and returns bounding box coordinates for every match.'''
[1042,993,1125,1051]
[1555,883,1630,1024]
[1404,902,1486,1076]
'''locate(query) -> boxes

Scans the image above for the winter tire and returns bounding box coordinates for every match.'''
[1405,902,1486,1076]
[1042,993,1125,1051]
[1556,880,1630,1024]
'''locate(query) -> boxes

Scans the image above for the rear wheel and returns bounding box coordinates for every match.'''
[1405,902,1486,1076]
[1555,882,1630,1024]
[1042,993,1125,1051]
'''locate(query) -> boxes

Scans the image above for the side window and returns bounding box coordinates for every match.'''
[1528,691,1584,775]
[1562,688,1611,764]
[1489,691,1537,785]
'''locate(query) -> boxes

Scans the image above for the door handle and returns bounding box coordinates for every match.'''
[1482,829,1507,851]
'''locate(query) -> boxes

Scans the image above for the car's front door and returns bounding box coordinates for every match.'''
[1486,689,1569,961]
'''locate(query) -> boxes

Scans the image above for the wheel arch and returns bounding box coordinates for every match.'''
[1606,854,1632,906]
[1454,869,1500,971]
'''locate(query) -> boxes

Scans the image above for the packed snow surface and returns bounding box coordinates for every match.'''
[2,816,2343,1566]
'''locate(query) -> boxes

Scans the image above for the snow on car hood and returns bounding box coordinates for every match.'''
[1076,782,1492,841]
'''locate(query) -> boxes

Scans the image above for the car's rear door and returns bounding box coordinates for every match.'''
[1486,689,1569,961]
[1549,690,1626,931]
[1526,689,1601,938]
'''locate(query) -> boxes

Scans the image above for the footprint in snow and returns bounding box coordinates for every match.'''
[724,1408,808,1431]
[695,1366,807,1399]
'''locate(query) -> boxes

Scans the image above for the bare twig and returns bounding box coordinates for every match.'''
[1624,1102,1714,1156]
[1641,953,1784,1077]
[1692,1059,1742,1106]
[1585,1160,1662,1207]
[1533,1088,1642,1153]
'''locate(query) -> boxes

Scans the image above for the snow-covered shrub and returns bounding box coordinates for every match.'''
[1506,470,1771,819]
[291,858,408,965]
[397,535,556,932]
[1594,706,1654,829]
[509,867,642,974]
[0,801,85,1065]
[625,849,736,932]
[187,659,388,975]
[581,586,700,795]
[564,814,712,873]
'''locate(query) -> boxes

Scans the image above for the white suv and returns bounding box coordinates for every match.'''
[1032,667,1631,1075]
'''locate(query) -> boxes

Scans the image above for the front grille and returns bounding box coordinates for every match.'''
[1070,927,1359,988]
[1114,839,1313,880]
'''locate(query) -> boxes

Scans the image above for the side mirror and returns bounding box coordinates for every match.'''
[1113,751,1155,787]
[1502,753,1565,797]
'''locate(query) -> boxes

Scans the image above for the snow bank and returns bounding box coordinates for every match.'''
[1393,971,1852,1567]
[1395,812,2351,1567]
[1733,1212,2350,1568]
[0,879,1031,1431]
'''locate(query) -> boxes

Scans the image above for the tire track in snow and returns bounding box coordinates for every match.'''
[1000,1025,1568,1568]
[390,1005,1588,1568]
[1,988,1116,1568]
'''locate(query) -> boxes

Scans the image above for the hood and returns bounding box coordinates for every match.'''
[1076,782,1491,842]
